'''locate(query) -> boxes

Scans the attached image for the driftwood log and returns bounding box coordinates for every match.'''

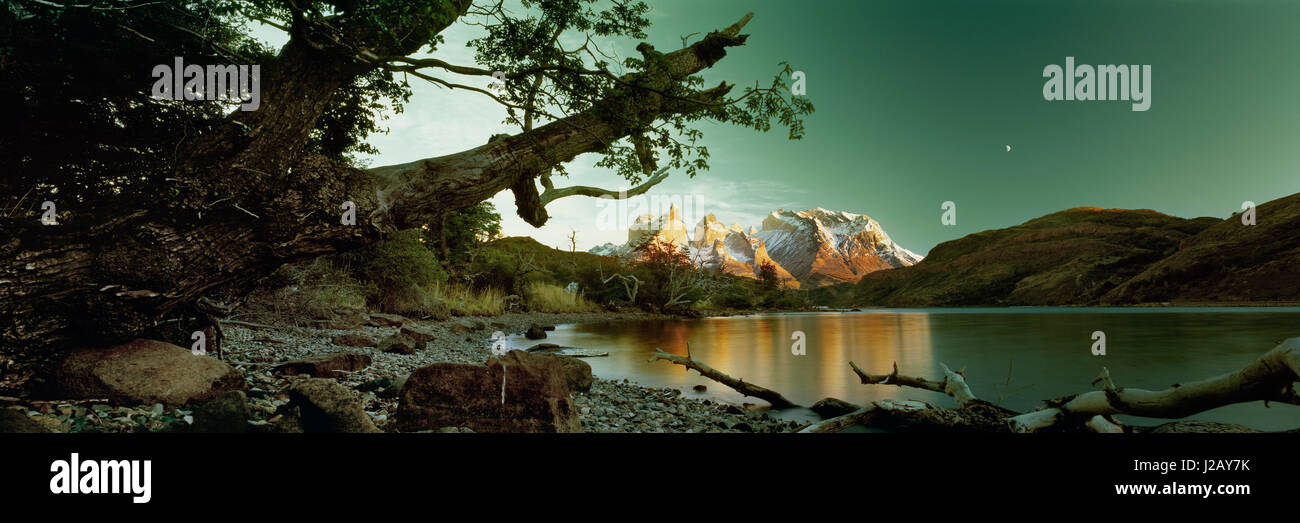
[1007,337,1300,432]
[648,346,798,409]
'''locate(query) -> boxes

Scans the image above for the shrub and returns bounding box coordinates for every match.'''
[525,281,599,313]
[344,229,449,316]
[259,257,368,319]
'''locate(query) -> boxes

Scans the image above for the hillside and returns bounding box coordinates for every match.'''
[1102,192,1300,304]
[846,207,1220,306]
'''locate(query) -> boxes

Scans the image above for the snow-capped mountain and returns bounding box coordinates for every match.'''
[588,206,922,287]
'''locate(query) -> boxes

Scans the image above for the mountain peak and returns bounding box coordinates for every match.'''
[592,206,921,287]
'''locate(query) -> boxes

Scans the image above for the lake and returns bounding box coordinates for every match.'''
[503,308,1300,431]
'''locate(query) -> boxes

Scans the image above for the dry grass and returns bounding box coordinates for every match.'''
[525,281,599,313]
[433,284,506,316]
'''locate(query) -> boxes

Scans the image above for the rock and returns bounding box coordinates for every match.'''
[331,334,376,347]
[692,384,707,392]
[272,352,372,378]
[379,333,418,355]
[396,350,581,433]
[288,378,382,433]
[525,343,565,352]
[542,325,556,331]
[191,390,250,433]
[323,311,367,330]
[524,325,547,340]
[548,354,593,393]
[450,319,486,333]
[400,325,437,343]
[47,339,246,407]
[367,313,406,327]
[0,409,48,433]
[729,421,754,432]
[381,374,408,399]
[810,397,860,418]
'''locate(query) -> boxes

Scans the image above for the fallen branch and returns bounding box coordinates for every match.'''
[849,361,977,408]
[648,346,798,408]
[1007,337,1300,433]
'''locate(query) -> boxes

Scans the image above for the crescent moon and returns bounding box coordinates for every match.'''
[1005,145,1012,152]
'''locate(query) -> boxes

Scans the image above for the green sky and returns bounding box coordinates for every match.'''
[337,0,1300,254]
[588,0,1300,253]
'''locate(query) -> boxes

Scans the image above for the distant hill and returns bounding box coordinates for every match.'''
[481,236,615,274]
[1101,192,1300,304]
[844,206,1223,307]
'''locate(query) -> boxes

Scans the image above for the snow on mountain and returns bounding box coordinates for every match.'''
[587,205,921,287]
[755,208,922,286]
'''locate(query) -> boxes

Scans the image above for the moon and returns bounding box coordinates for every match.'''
[1005,145,1012,152]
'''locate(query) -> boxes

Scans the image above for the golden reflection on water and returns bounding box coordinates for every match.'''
[616,312,935,405]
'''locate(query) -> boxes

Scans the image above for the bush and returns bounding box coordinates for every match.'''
[714,284,758,309]
[260,258,368,319]
[525,281,599,313]
[344,229,449,316]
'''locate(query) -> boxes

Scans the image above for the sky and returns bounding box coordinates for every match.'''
[257,0,1300,254]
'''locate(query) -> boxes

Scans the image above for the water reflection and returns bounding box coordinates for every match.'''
[517,308,1300,431]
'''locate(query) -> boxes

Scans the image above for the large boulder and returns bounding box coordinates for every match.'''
[287,378,382,433]
[272,352,372,378]
[396,350,582,433]
[47,339,245,407]
[550,354,593,393]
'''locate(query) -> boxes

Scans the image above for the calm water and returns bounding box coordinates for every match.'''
[502,308,1300,430]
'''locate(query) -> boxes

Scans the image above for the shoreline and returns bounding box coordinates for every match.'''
[4,310,803,434]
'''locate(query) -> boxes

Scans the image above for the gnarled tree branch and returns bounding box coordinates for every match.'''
[1007,337,1300,432]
